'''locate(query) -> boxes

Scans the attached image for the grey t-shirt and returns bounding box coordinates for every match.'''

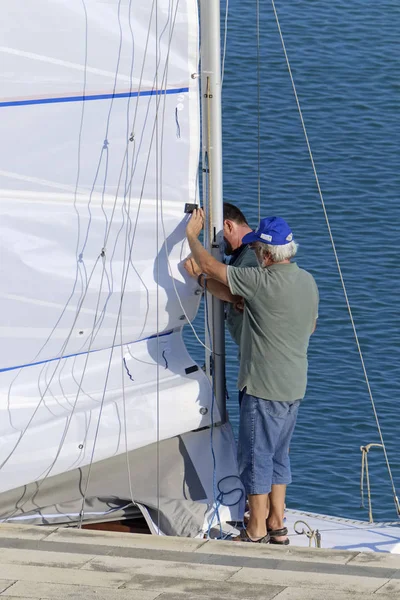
[227,262,319,402]
[226,245,259,346]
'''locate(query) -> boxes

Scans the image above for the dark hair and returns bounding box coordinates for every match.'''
[223,202,248,225]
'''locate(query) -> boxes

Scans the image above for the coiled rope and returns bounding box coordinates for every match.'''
[360,443,384,523]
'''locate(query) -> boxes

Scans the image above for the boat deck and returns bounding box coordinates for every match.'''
[0,522,399,599]
[283,508,400,553]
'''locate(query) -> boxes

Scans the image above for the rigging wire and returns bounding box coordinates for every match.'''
[270,0,400,516]
[155,0,160,537]
[256,0,261,221]
[221,0,229,85]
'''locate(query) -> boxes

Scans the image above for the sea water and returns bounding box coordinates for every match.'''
[184,0,400,522]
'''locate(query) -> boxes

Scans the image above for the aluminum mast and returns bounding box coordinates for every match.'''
[199,0,226,422]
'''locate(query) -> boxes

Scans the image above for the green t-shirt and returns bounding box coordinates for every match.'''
[227,262,319,402]
[226,245,259,346]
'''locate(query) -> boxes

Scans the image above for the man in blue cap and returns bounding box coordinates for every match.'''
[186,209,318,544]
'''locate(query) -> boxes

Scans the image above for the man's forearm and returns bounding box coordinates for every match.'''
[187,233,228,285]
[187,234,215,272]
[199,275,240,303]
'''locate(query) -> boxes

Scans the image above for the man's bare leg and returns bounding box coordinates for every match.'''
[244,493,268,540]
[266,484,288,541]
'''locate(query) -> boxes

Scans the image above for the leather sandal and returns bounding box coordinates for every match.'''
[235,528,270,543]
[268,527,289,545]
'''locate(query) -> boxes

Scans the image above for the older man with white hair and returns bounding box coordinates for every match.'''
[186,210,319,545]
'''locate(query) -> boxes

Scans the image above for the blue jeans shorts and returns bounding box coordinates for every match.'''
[238,391,301,495]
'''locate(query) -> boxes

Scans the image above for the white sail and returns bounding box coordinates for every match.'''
[0,0,242,531]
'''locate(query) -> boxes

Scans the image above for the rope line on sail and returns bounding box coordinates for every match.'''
[270,0,400,517]
[121,342,136,524]
[79,0,125,272]
[72,0,89,372]
[206,78,212,247]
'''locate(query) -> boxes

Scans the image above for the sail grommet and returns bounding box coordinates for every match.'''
[78,444,84,449]
[199,407,208,416]
[191,73,199,79]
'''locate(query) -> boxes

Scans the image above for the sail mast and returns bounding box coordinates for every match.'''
[199,0,226,422]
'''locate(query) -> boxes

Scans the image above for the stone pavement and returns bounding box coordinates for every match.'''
[0,523,399,599]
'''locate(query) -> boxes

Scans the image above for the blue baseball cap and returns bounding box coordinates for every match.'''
[242,216,293,246]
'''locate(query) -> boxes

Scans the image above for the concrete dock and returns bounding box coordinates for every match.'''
[0,523,399,599]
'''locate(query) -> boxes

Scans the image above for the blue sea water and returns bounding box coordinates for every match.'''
[185,0,400,522]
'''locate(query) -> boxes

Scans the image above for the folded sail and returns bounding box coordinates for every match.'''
[0,0,243,531]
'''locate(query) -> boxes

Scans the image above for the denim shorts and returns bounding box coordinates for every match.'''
[238,391,301,495]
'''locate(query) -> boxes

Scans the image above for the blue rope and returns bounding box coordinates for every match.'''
[175,107,181,138]
[123,358,134,382]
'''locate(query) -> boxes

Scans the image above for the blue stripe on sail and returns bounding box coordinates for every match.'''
[0,329,174,373]
[0,87,189,108]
